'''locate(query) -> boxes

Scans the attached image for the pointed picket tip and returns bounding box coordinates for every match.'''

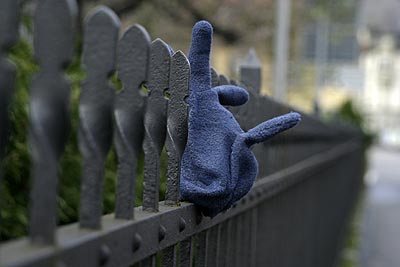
[211,67,220,87]
[121,24,151,45]
[241,48,261,68]
[219,74,229,85]
[151,38,173,56]
[172,50,190,65]
[84,5,121,31]
[170,50,190,98]
[117,24,151,87]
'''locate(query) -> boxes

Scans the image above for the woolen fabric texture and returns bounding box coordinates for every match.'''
[180,20,301,217]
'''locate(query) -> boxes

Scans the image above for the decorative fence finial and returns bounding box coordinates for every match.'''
[28,0,77,244]
[114,24,151,220]
[165,51,190,205]
[78,6,120,229]
[239,48,261,94]
[142,39,172,212]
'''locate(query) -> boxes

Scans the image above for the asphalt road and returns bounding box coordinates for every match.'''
[359,146,400,267]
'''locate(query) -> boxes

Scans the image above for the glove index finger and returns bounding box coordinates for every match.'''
[188,21,213,93]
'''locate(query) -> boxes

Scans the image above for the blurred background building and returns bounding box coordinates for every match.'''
[357,0,400,147]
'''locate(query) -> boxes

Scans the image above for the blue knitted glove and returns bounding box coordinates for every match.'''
[180,21,301,217]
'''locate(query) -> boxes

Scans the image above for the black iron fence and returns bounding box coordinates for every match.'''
[0,1,364,266]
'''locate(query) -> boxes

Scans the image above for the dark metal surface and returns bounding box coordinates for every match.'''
[179,237,193,267]
[205,226,218,267]
[211,68,219,87]
[0,139,363,266]
[78,6,120,230]
[114,24,150,220]
[218,74,229,85]
[165,51,189,205]
[142,39,171,212]
[239,49,261,94]
[195,231,207,267]
[161,245,176,267]
[28,0,77,245]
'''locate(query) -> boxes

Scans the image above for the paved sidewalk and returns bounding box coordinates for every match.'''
[359,146,400,267]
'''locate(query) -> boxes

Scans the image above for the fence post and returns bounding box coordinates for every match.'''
[240,48,262,94]
[28,0,77,244]
[78,6,120,229]
[114,24,151,220]
[235,49,262,131]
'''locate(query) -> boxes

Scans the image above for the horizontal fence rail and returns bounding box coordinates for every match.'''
[0,1,364,267]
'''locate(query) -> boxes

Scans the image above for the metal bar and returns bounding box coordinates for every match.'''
[0,140,362,266]
[225,219,234,267]
[142,39,171,211]
[195,231,207,267]
[114,24,150,220]
[249,207,258,267]
[217,221,228,267]
[205,226,218,267]
[78,6,120,230]
[165,51,189,205]
[161,245,176,267]
[235,214,244,267]
[140,255,156,267]
[179,237,193,267]
[28,0,77,245]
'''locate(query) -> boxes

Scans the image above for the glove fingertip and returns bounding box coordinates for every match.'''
[243,112,301,146]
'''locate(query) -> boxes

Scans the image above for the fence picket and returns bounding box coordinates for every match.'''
[28,0,77,244]
[179,237,194,267]
[217,221,228,266]
[250,207,258,267]
[196,231,207,267]
[161,245,177,267]
[211,68,219,87]
[78,6,120,229]
[218,74,229,85]
[230,79,238,85]
[226,218,236,267]
[205,226,218,267]
[235,215,244,267]
[143,39,172,211]
[239,48,261,94]
[140,255,156,267]
[165,51,189,205]
[114,24,151,219]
